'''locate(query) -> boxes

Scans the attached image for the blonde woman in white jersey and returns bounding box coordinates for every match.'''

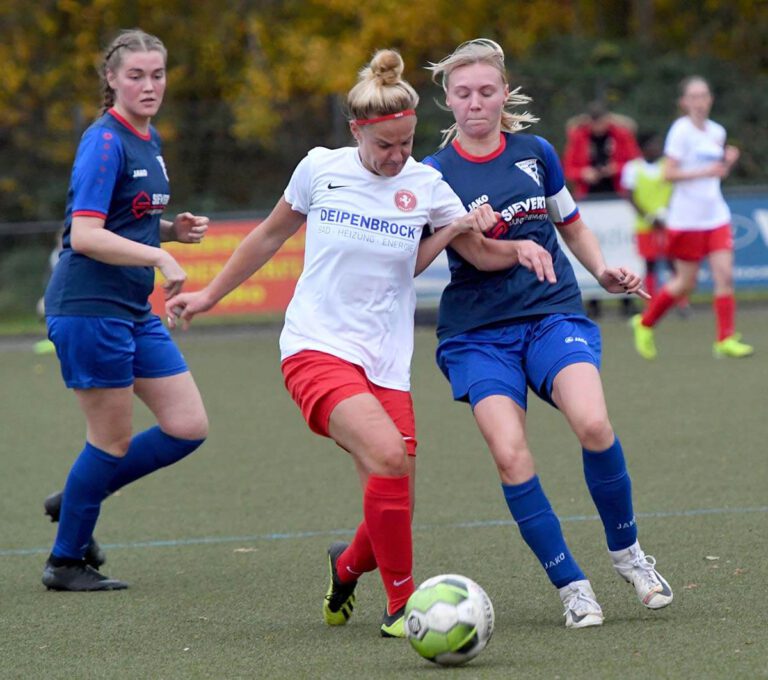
[631,76,753,359]
[165,49,543,638]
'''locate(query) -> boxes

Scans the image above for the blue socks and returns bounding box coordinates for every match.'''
[582,437,637,551]
[107,426,205,494]
[52,428,205,560]
[502,475,585,588]
[52,443,119,560]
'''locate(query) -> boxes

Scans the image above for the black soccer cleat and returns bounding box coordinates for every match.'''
[380,604,406,638]
[323,541,357,625]
[43,491,107,569]
[42,561,128,591]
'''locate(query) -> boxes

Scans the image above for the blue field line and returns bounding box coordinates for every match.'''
[2,505,766,558]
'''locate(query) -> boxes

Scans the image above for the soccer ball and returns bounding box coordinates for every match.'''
[404,574,494,666]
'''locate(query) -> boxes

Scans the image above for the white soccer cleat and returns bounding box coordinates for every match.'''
[558,579,604,629]
[611,541,673,610]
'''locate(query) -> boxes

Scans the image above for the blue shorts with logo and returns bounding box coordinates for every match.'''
[436,313,602,411]
[47,315,188,389]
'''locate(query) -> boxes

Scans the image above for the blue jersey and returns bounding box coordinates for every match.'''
[423,133,585,341]
[45,109,171,321]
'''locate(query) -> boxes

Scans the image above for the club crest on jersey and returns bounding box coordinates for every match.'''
[394,189,417,212]
[515,158,540,186]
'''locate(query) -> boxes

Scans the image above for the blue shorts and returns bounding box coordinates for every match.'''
[436,314,602,411]
[47,315,188,389]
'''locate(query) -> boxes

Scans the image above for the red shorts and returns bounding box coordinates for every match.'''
[636,230,668,261]
[281,350,417,455]
[666,224,732,261]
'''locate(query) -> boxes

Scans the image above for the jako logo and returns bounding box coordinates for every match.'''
[616,517,636,530]
[543,552,566,570]
[564,336,588,345]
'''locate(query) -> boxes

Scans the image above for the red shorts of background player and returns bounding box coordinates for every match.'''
[281,349,417,455]
[636,229,669,261]
[666,223,732,261]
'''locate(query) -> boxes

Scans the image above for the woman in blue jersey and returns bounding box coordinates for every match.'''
[423,39,673,628]
[41,29,209,591]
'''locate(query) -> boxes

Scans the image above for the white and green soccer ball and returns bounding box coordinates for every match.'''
[404,574,495,666]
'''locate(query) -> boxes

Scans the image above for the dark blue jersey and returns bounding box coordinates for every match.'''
[45,109,170,320]
[423,132,585,341]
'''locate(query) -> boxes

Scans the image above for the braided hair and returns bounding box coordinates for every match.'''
[99,29,167,114]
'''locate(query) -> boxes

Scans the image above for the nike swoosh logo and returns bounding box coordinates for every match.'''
[346,566,362,576]
[327,182,349,189]
[393,576,412,587]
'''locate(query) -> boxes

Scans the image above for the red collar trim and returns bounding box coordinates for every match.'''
[108,108,151,141]
[452,133,506,162]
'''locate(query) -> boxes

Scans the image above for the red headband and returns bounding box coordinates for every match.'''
[354,109,416,126]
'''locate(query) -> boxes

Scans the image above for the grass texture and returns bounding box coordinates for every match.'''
[0,307,766,679]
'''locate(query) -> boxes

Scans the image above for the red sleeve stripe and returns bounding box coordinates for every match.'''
[72,209,108,219]
[557,208,580,225]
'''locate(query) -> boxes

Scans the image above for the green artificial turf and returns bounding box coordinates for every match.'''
[0,308,766,678]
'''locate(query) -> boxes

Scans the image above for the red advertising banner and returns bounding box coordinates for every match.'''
[149,219,305,316]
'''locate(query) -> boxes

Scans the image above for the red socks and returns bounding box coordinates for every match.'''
[336,522,377,583]
[714,294,735,341]
[641,288,677,327]
[362,474,414,614]
[644,269,658,300]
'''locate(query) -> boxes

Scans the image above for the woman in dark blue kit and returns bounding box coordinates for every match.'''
[423,39,673,628]
[42,29,209,591]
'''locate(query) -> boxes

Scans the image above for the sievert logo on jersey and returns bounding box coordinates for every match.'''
[394,189,417,212]
[487,195,549,239]
[515,158,541,186]
[132,191,170,218]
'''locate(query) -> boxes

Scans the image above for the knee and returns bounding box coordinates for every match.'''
[492,443,535,485]
[574,417,614,451]
[367,439,409,477]
[714,273,733,293]
[669,278,693,297]
[163,412,209,442]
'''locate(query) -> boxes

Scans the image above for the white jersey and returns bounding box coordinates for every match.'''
[664,116,731,230]
[280,146,466,390]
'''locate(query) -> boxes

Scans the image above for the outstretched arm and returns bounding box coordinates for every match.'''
[450,232,557,283]
[415,204,498,276]
[166,197,305,328]
[557,217,649,298]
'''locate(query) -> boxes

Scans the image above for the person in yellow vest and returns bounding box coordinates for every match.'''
[620,133,673,301]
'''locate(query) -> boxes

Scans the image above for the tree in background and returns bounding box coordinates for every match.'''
[0,0,766,222]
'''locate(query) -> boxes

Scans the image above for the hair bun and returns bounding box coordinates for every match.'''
[369,49,404,86]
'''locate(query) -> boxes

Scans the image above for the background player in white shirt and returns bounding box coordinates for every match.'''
[166,49,508,638]
[631,76,753,359]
